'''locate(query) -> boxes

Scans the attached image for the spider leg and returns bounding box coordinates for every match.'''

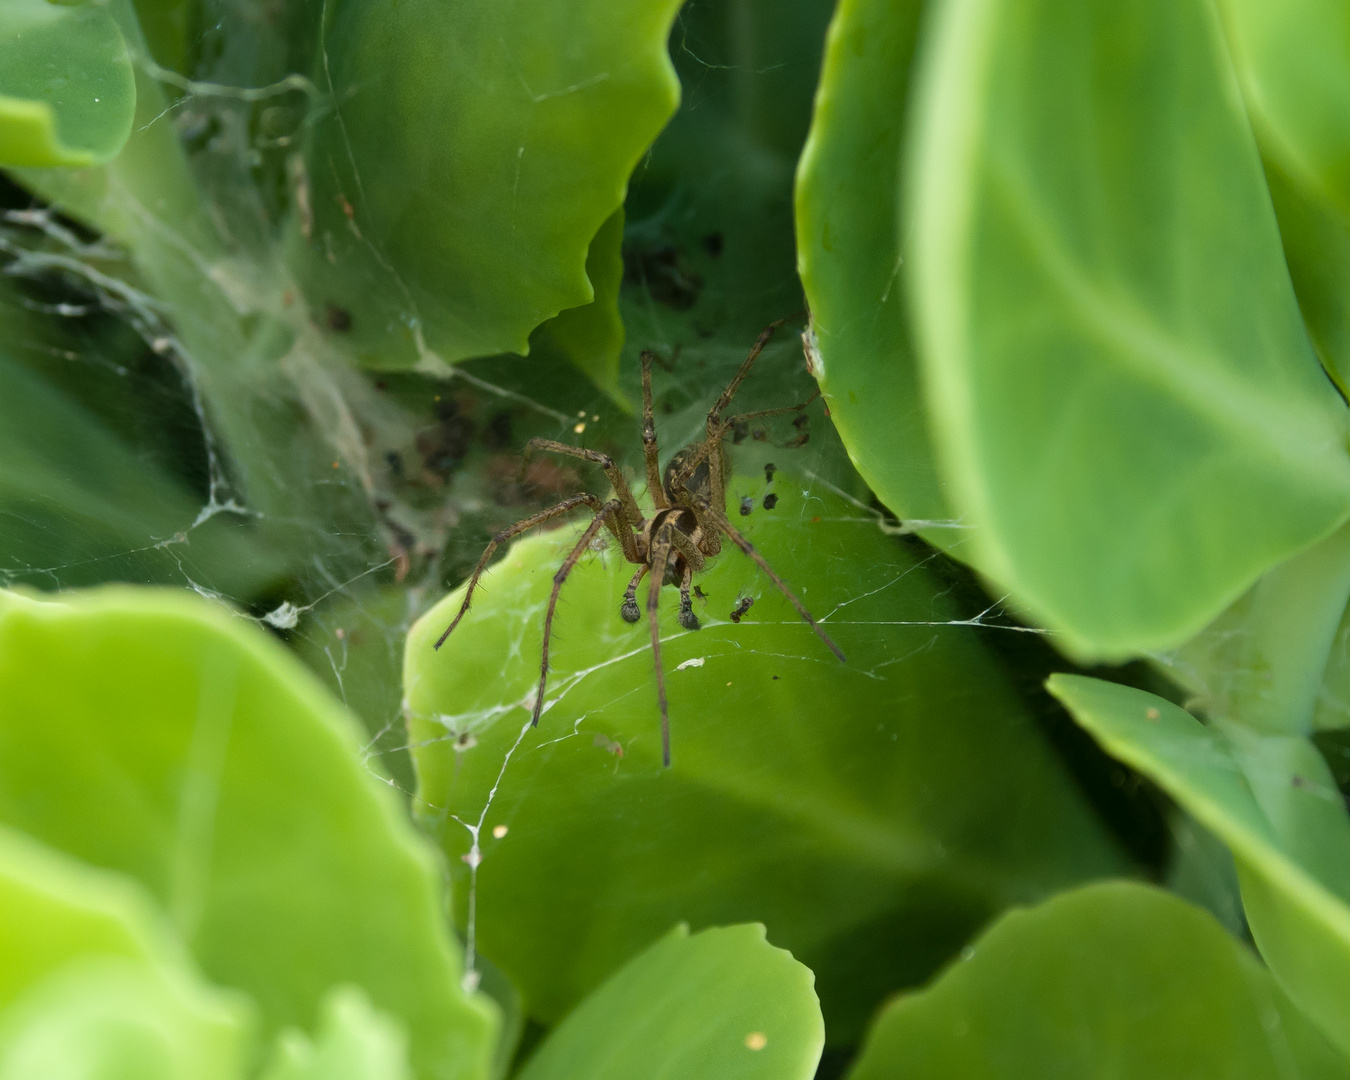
[678,564,699,631]
[713,511,847,663]
[531,499,624,726]
[640,351,668,509]
[670,392,823,497]
[718,388,821,431]
[648,522,676,767]
[704,317,793,437]
[620,564,647,623]
[664,524,707,574]
[434,493,610,649]
[521,439,644,525]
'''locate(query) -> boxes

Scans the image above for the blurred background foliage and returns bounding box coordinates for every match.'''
[6,0,1350,1077]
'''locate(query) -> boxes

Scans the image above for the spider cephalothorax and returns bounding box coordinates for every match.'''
[434,321,846,766]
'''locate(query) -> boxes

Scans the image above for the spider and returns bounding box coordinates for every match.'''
[433,321,846,766]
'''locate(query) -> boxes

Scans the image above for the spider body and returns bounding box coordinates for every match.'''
[434,321,845,766]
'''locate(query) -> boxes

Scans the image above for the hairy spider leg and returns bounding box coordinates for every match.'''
[712,510,846,663]
[667,392,822,508]
[531,499,625,726]
[678,564,699,630]
[704,318,791,438]
[640,351,668,509]
[521,438,645,526]
[663,520,707,577]
[434,492,622,649]
[620,564,647,623]
[647,520,677,767]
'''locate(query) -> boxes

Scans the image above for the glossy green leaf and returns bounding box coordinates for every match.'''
[1218,1,1350,394]
[0,0,135,168]
[848,881,1350,1080]
[1220,0,1350,216]
[1050,674,1350,1058]
[0,588,497,1080]
[406,473,1128,1043]
[292,0,683,368]
[263,986,411,1080]
[1263,152,1350,399]
[519,925,821,1080]
[0,824,250,1080]
[906,0,1350,658]
[1161,522,1350,736]
[795,0,955,531]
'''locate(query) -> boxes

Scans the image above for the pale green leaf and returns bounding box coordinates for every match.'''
[849,881,1350,1080]
[518,925,822,1080]
[0,0,134,168]
[907,0,1350,657]
[1050,674,1350,1058]
[0,588,498,1080]
[406,473,1128,1043]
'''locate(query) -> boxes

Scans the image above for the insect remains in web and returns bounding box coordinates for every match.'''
[433,319,846,767]
[729,596,754,623]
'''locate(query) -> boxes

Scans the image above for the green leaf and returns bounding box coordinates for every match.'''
[406,473,1128,1043]
[0,587,498,1080]
[1161,522,1350,736]
[906,0,1350,658]
[1263,153,1350,399]
[1049,673,1350,1058]
[292,0,683,368]
[529,209,630,407]
[1217,0,1350,395]
[0,824,250,1080]
[518,925,822,1080]
[848,881,1350,1080]
[262,986,412,1080]
[1220,0,1350,216]
[0,0,135,168]
[795,0,955,530]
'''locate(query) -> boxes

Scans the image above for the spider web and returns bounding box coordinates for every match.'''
[0,0,1229,1053]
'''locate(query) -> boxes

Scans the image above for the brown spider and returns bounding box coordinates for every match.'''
[433,321,846,766]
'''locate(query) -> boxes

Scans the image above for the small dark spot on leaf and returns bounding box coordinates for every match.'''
[752,428,766,441]
[764,463,776,483]
[325,304,352,332]
[786,432,809,448]
[792,414,809,430]
[701,232,724,258]
[763,493,778,510]
[733,419,749,445]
